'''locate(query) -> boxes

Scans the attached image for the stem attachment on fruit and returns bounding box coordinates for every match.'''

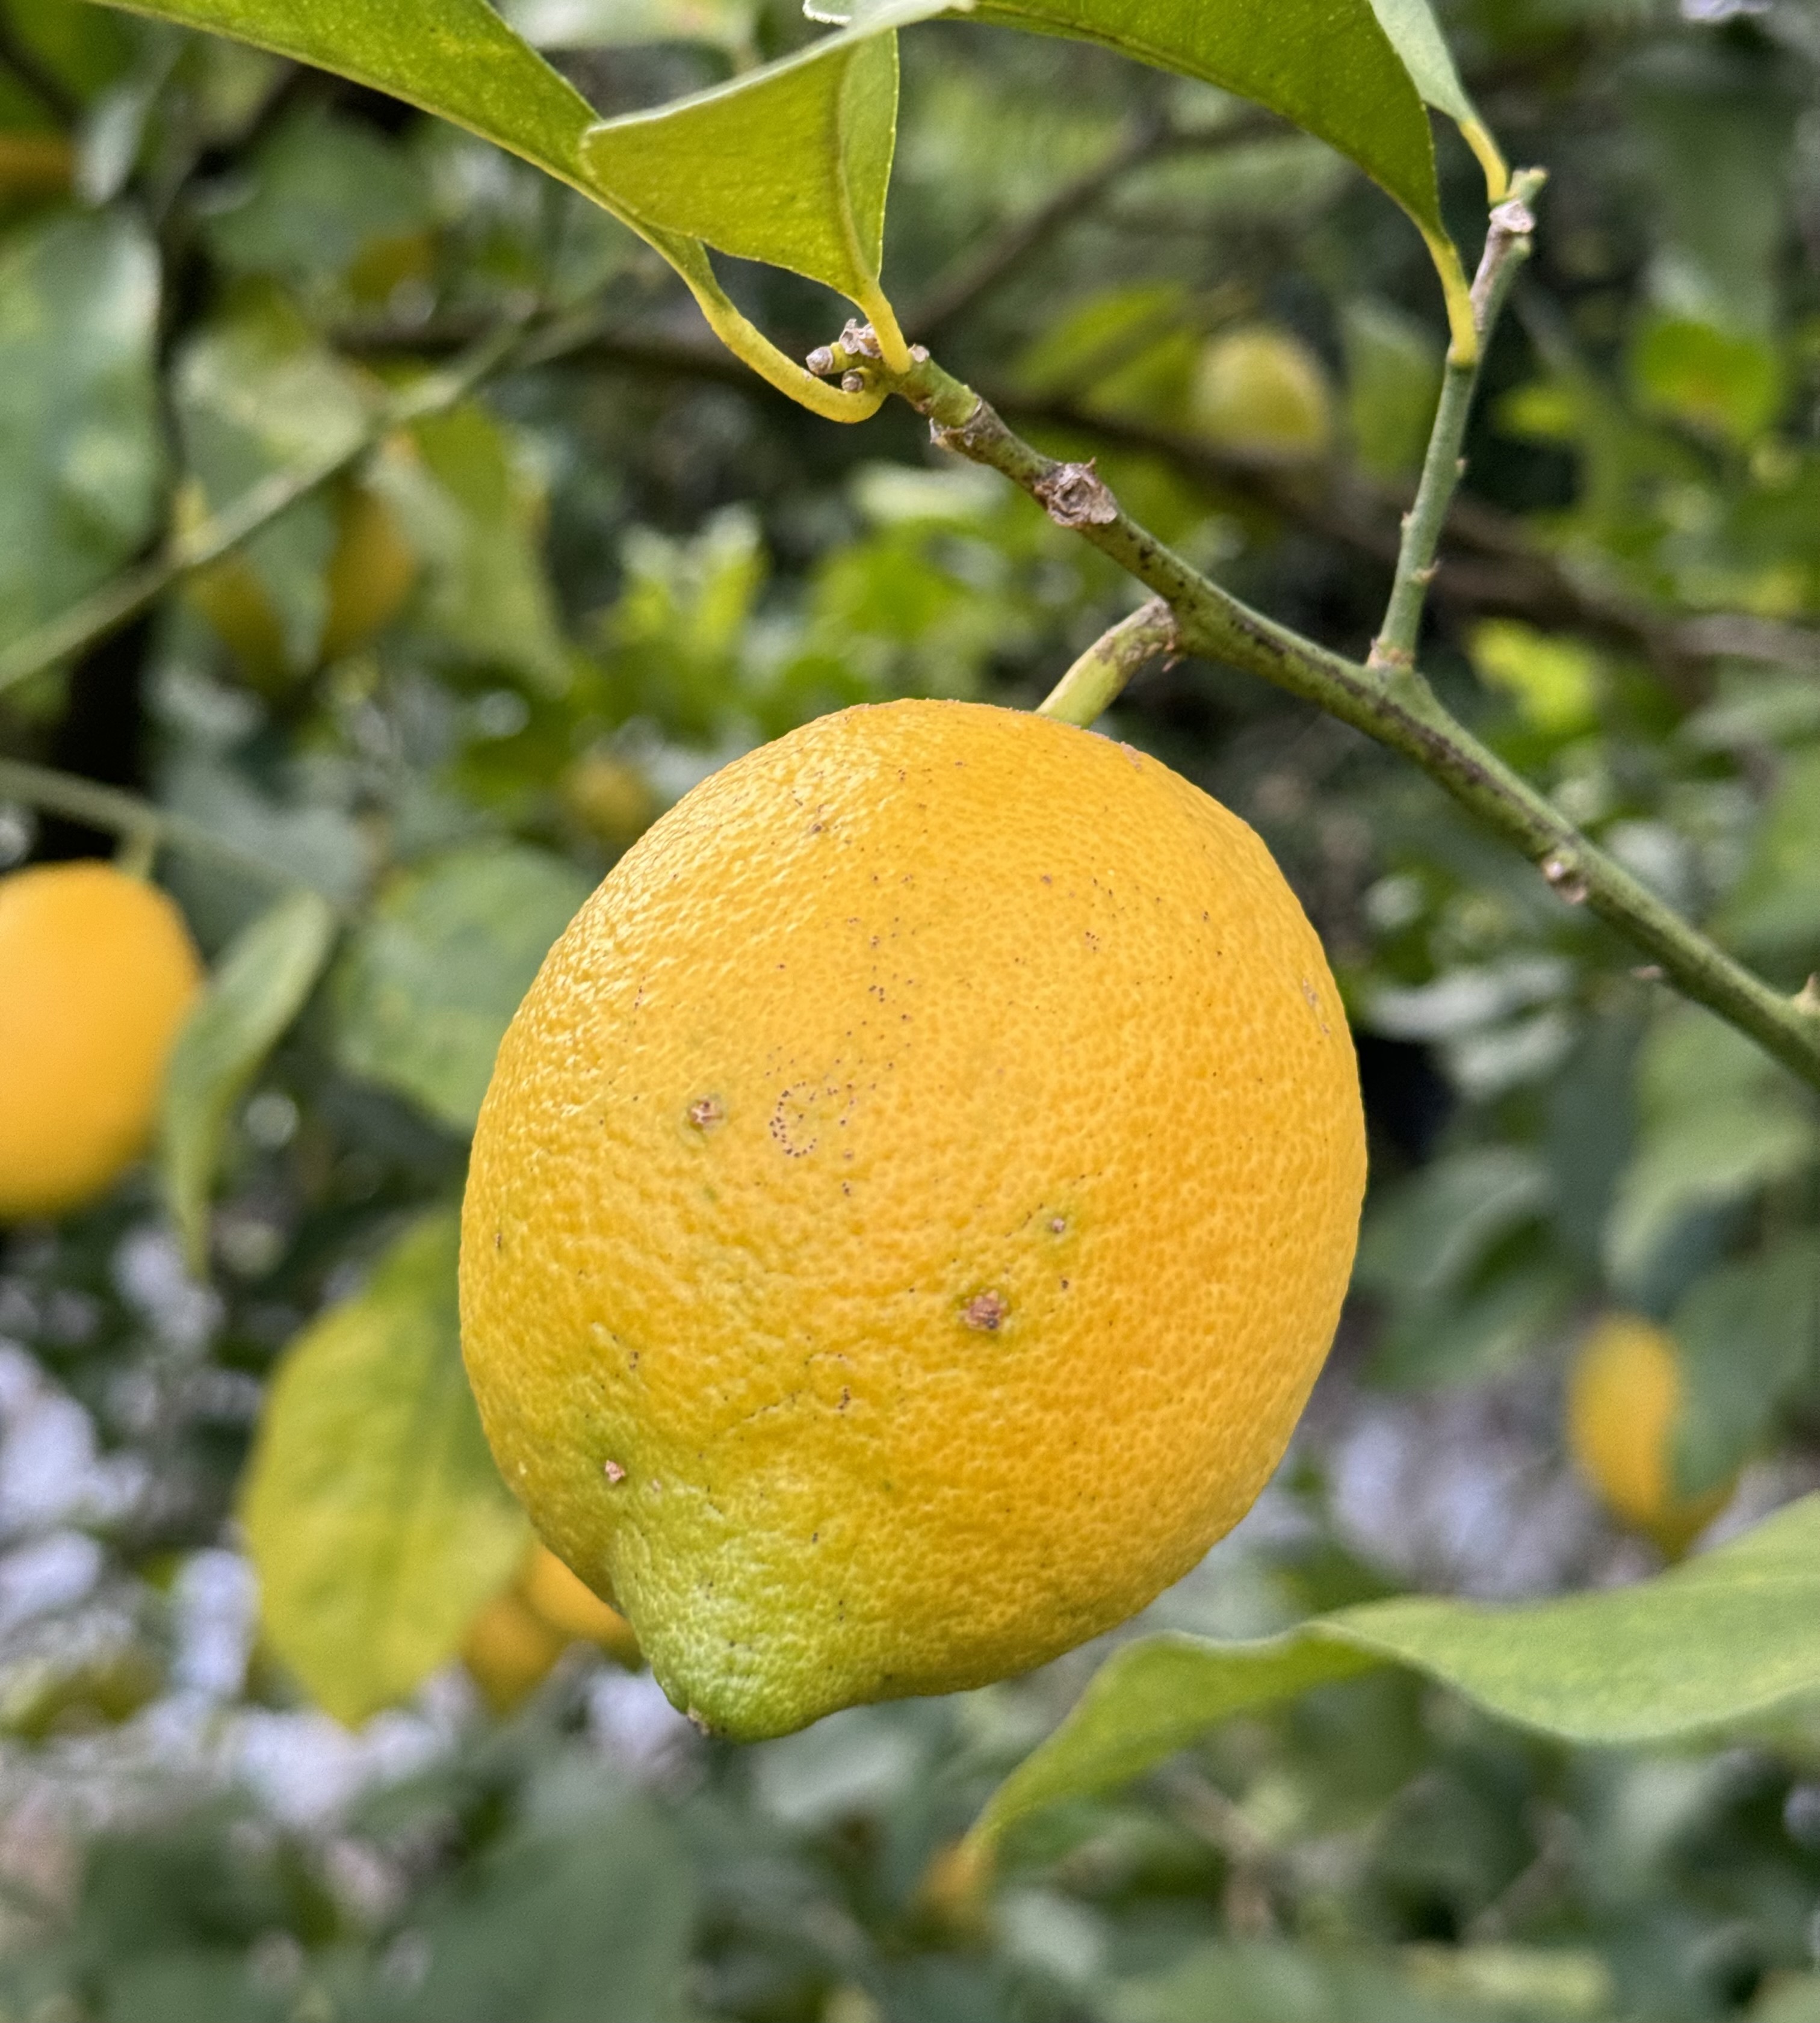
[1039,598,1177,727]
[1369,168,1545,678]
[871,346,1820,1096]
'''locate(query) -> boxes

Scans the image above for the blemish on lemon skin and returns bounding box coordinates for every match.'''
[962,1291,1009,1332]
[687,1096,725,1129]
[603,1459,627,1484]
[1048,1217,1066,1235]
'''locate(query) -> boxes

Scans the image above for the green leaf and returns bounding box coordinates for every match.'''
[503,0,756,60]
[96,0,602,194]
[971,1493,1820,1848]
[172,292,374,675]
[1363,0,1504,193]
[332,843,592,1135]
[391,404,572,693]
[0,211,164,652]
[1671,1240,1820,1499]
[965,0,1445,247]
[1605,1006,1817,1292]
[391,1776,698,2022]
[240,1211,529,1726]
[159,889,338,1276]
[579,4,939,330]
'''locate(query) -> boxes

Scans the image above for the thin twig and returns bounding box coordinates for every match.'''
[0,315,529,703]
[0,19,79,125]
[1038,597,1176,726]
[905,110,1280,343]
[0,758,305,891]
[800,332,1820,1093]
[1369,170,1546,675]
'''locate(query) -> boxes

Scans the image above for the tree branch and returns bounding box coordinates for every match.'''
[905,110,1281,344]
[0,758,305,890]
[795,335,1820,1093]
[1038,597,1177,725]
[0,315,531,703]
[1369,171,1545,675]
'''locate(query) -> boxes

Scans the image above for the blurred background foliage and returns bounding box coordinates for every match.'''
[1,0,1819,2016]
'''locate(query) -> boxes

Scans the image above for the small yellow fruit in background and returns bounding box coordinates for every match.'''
[462,1543,641,1713]
[1190,325,1335,462]
[0,132,75,203]
[0,863,202,1221]
[185,480,417,690]
[461,699,1366,1741]
[559,752,659,853]
[461,1587,565,1716]
[1568,1314,1732,1557]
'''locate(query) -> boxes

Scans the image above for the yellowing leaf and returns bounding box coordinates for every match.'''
[241,1212,529,1726]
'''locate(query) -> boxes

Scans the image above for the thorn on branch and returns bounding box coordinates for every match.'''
[1541,852,1589,904]
[1032,460,1119,529]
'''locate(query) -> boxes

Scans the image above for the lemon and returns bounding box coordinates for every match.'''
[1190,326,1334,462]
[0,862,202,1221]
[186,480,416,690]
[1567,1314,1732,1557]
[460,700,1366,1740]
[462,1542,640,1712]
[560,752,660,853]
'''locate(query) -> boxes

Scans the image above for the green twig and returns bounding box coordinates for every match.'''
[1038,598,1177,726]
[1369,169,1545,676]
[820,344,1820,1095]
[0,758,305,891]
[0,316,528,703]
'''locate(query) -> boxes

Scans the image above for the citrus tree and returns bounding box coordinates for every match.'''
[1,0,1819,2016]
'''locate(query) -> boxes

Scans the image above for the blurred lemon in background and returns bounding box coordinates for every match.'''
[0,862,201,1220]
[1568,1314,1733,1557]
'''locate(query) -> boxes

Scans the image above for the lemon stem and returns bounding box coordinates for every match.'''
[1038,597,1177,727]
[866,344,1820,1096]
[1369,168,1547,680]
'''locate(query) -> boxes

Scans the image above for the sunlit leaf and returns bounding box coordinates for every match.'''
[580,2,943,326]
[0,211,163,652]
[159,889,337,1275]
[972,1493,1820,1848]
[241,1211,529,1726]
[96,0,601,191]
[332,843,592,1135]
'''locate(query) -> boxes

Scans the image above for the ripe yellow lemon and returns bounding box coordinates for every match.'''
[1190,326,1335,462]
[460,700,1366,1740]
[0,863,202,1221]
[1567,1314,1732,1557]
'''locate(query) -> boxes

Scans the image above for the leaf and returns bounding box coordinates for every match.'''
[502,0,755,59]
[1363,0,1504,193]
[240,1211,529,1725]
[965,0,1444,244]
[971,1493,1820,1848]
[1605,1006,1818,1293]
[1671,1240,1820,1499]
[580,3,941,323]
[332,843,592,1135]
[389,404,572,693]
[390,1776,698,2022]
[159,889,338,1276]
[172,292,375,676]
[0,210,164,652]
[96,0,602,194]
